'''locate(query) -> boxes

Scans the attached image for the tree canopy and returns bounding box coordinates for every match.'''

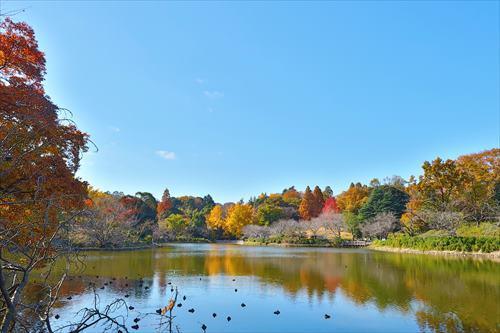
[358,185,409,220]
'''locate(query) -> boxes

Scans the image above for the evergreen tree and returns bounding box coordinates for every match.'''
[323,186,334,199]
[358,185,410,220]
[135,192,158,216]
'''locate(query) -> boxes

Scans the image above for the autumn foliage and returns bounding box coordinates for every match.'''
[312,186,325,216]
[0,14,497,333]
[401,149,499,233]
[157,189,173,219]
[299,186,314,220]
[0,18,46,89]
[0,18,89,249]
[323,197,340,214]
[336,183,370,214]
[0,18,89,331]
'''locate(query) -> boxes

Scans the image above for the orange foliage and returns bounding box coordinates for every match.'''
[157,189,172,218]
[0,18,46,89]
[299,186,314,220]
[312,186,325,217]
[0,18,88,252]
[336,183,370,214]
[283,187,301,200]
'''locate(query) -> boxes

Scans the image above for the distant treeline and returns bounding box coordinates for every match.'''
[70,148,500,248]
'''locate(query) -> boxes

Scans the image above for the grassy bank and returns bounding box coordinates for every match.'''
[372,234,500,253]
[370,245,500,261]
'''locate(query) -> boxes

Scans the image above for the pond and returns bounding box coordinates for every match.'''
[49,244,499,332]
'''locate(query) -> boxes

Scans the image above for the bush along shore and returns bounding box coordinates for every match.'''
[371,234,500,259]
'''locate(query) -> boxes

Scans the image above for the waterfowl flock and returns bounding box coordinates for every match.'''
[56,275,333,332]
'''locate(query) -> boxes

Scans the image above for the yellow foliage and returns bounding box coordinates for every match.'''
[403,148,499,227]
[87,186,112,202]
[456,148,499,184]
[225,203,255,237]
[206,205,225,229]
[336,183,370,214]
[269,193,282,200]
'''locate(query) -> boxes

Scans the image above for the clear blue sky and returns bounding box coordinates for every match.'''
[5,1,499,203]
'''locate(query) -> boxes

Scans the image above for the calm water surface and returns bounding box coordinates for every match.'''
[51,244,499,332]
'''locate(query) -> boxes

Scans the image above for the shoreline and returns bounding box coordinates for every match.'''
[369,245,500,261]
[242,241,363,248]
[75,239,215,252]
[75,244,163,251]
[74,242,500,261]
[243,241,335,248]
[75,241,210,251]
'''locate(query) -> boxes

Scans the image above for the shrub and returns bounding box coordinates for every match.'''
[418,229,451,238]
[456,222,500,238]
[373,234,500,253]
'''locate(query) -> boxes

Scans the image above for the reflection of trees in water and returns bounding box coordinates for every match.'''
[195,249,498,332]
[369,253,499,333]
[48,247,500,332]
[416,307,467,333]
[166,249,497,331]
[340,253,414,311]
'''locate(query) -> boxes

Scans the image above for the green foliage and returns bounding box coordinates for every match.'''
[359,185,409,220]
[120,195,157,223]
[374,234,500,253]
[172,236,211,243]
[256,203,283,226]
[323,186,333,199]
[135,191,158,213]
[202,194,215,208]
[409,222,500,239]
[157,193,215,239]
[418,229,451,238]
[456,222,500,238]
[189,210,207,229]
[160,214,187,237]
[343,211,362,239]
[494,182,500,204]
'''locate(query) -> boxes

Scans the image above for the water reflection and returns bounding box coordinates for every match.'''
[53,244,498,332]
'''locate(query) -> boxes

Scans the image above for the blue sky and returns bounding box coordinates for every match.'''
[5,1,499,203]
